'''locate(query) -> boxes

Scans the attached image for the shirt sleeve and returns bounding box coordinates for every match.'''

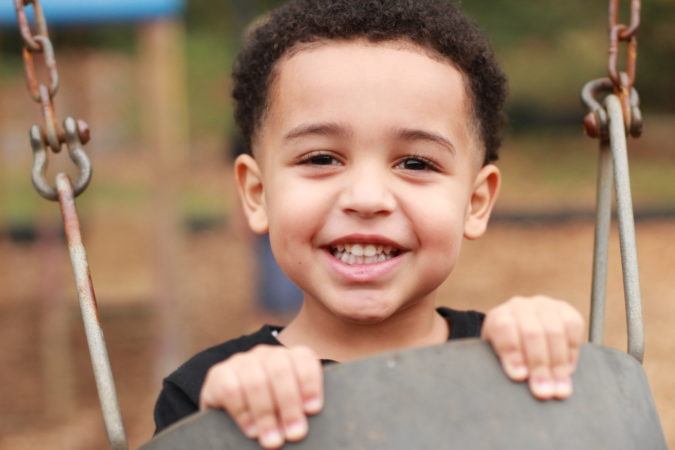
[153,378,199,435]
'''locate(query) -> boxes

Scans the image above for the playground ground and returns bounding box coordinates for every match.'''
[0,201,673,449]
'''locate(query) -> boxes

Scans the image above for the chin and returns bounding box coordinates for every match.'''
[328,295,398,324]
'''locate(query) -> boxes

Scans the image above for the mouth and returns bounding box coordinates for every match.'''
[327,242,404,266]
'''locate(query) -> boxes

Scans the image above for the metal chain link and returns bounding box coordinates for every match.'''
[14,0,92,197]
[13,2,129,448]
[583,0,643,140]
[581,0,645,363]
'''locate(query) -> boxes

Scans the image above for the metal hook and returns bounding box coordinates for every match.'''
[28,117,92,201]
[581,77,641,141]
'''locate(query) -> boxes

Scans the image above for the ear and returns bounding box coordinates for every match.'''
[464,164,501,240]
[234,154,269,234]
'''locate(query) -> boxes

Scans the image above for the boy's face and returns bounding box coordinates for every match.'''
[236,40,500,323]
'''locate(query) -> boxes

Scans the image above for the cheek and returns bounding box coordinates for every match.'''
[407,189,467,271]
[265,179,332,270]
[424,213,464,272]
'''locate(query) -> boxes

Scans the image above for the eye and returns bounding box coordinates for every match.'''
[299,152,341,166]
[395,156,438,171]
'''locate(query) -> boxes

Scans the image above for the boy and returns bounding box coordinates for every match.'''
[154,0,585,448]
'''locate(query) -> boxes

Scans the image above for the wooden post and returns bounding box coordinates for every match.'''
[0,37,75,419]
[38,223,75,419]
[137,18,190,380]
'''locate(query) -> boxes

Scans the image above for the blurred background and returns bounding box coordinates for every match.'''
[0,0,673,448]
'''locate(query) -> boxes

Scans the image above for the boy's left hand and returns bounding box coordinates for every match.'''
[481,296,585,400]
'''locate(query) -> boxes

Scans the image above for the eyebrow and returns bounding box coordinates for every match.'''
[392,127,456,155]
[283,122,455,154]
[284,122,352,141]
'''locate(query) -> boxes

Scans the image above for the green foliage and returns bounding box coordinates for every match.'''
[181,0,674,127]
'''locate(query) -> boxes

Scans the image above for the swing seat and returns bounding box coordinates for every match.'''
[142,339,666,450]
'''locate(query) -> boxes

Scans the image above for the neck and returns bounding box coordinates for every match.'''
[278,294,449,362]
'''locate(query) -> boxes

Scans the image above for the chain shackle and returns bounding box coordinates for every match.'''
[29,117,93,201]
[14,0,92,193]
[582,78,643,140]
[583,0,642,142]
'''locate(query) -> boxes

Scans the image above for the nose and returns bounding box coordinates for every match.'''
[338,163,396,218]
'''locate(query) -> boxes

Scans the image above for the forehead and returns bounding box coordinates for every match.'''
[259,39,478,155]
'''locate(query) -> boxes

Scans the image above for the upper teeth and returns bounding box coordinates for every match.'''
[332,243,396,256]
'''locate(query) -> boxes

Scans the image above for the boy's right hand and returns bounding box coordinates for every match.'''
[200,345,324,449]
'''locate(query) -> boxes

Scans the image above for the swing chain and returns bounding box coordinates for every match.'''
[582,0,645,362]
[13,3,129,447]
[14,0,92,200]
[583,0,643,140]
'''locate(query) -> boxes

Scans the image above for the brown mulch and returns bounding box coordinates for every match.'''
[0,219,673,449]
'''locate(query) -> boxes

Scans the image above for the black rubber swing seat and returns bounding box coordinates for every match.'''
[142,339,667,450]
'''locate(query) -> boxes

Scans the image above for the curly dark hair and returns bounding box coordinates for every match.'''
[232,0,507,164]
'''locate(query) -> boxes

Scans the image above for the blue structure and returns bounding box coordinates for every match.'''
[0,0,184,26]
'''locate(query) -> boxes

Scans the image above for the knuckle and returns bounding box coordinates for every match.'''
[234,411,254,431]
[498,339,520,354]
[527,352,547,367]
[569,310,585,327]
[218,376,240,400]
[278,403,304,422]
[565,317,585,340]
[228,353,246,366]
[546,326,566,341]
[251,345,272,357]
[203,367,229,399]
[295,370,319,394]
[255,418,279,439]
[275,389,301,410]
[552,364,570,379]
[265,353,292,377]
[291,345,319,362]
[244,371,268,393]
[250,397,276,420]
[492,314,516,334]
[521,325,544,343]
[554,298,569,309]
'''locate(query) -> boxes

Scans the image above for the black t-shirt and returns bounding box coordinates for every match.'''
[153,307,485,434]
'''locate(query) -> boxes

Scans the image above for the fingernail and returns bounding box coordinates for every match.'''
[304,397,322,413]
[285,419,308,440]
[244,423,258,438]
[555,379,573,397]
[260,429,283,448]
[506,363,528,380]
[533,379,554,397]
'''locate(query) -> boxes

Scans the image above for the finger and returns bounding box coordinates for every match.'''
[200,361,258,439]
[537,307,572,399]
[237,358,284,449]
[483,308,528,381]
[513,306,555,400]
[262,350,308,442]
[562,307,585,372]
[289,346,324,415]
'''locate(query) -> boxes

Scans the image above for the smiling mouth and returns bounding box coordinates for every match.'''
[328,243,403,266]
